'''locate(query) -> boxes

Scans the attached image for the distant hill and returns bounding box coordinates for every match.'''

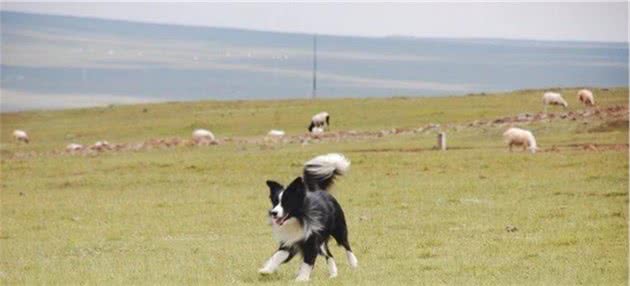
[1,11,628,111]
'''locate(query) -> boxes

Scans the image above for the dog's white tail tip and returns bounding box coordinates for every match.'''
[305,153,350,175]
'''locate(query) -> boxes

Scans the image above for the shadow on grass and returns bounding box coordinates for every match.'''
[251,273,284,284]
[346,146,482,153]
[347,143,629,154]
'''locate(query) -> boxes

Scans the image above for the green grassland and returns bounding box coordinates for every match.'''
[1,87,628,285]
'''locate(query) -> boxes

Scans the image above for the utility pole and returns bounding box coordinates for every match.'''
[312,34,317,99]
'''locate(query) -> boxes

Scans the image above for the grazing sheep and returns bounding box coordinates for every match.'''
[308,112,330,132]
[91,140,112,151]
[577,89,595,106]
[12,130,29,143]
[503,127,538,154]
[542,92,568,112]
[267,130,285,137]
[66,143,84,152]
[265,129,285,143]
[192,129,216,144]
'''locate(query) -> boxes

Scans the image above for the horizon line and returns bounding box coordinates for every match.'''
[1,9,627,45]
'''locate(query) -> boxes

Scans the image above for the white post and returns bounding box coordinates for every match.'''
[437,132,446,151]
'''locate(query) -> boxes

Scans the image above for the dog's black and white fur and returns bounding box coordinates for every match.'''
[259,153,357,281]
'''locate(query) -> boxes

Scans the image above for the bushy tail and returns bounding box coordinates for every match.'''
[303,153,350,191]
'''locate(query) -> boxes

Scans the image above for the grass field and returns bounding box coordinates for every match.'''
[1,87,628,285]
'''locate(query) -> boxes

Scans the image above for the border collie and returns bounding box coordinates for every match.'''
[259,153,358,281]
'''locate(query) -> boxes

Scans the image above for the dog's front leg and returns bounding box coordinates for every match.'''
[295,239,318,282]
[259,248,290,275]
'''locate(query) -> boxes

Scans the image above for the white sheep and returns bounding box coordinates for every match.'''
[192,129,216,144]
[66,143,84,152]
[12,130,29,143]
[265,129,285,143]
[577,89,595,106]
[267,130,285,137]
[308,112,330,132]
[503,127,538,154]
[310,126,325,138]
[91,140,112,151]
[542,92,568,112]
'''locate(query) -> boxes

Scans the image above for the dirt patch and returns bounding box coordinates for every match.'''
[541,143,629,153]
[347,147,429,153]
[588,119,629,133]
[478,104,628,127]
[3,105,628,160]
[553,192,575,197]
[347,146,478,153]
[586,191,628,198]
[565,143,629,152]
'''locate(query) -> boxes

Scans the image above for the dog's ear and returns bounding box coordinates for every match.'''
[266,180,284,196]
[284,177,306,205]
[286,177,304,190]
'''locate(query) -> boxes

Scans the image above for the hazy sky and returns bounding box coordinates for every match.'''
[1,2,628,42]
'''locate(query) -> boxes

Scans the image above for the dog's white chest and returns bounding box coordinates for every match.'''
[272,218,305,245]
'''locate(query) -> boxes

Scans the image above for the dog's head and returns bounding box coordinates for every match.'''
[265,177,305,226]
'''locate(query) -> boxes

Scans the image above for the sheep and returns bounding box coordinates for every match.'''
[503,127,538,154]
[265,129,285,143]
[91,140,112,151]
[310,126,325,138]
[542,92,568,112]
[12,130,29,143]
[192,129,216,145]
[308,112,330,132]
[66,143,84,152]
[267,130,285,137]
[577,89,595,106]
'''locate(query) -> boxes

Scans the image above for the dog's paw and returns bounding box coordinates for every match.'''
[346,251,359,268]
[258,268,274,275]
[295,276,310,282]
[350,260,359,268]
[295,263,312,281]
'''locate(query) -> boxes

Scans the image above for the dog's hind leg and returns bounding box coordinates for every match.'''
[258,246,296,275]
[319,242,337,278]
[345,249,358,268]
[331,221,358,268]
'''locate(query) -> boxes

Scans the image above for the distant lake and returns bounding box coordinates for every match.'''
[1,11,628,112]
